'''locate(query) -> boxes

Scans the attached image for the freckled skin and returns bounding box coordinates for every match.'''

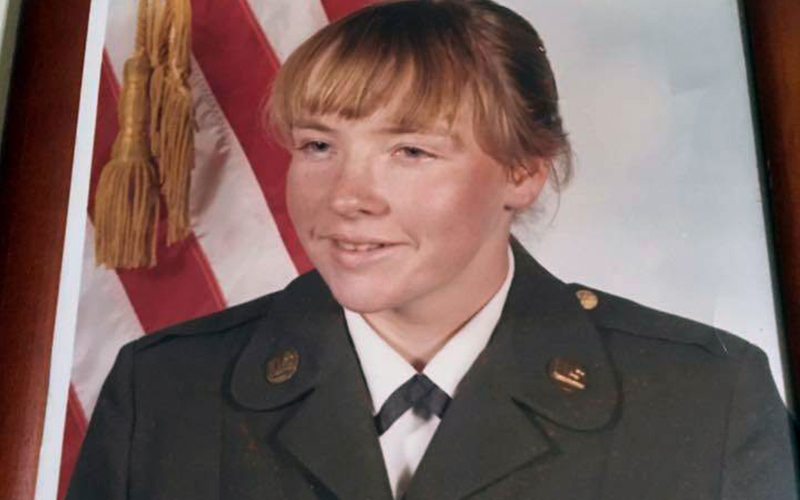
[286,106,548,357]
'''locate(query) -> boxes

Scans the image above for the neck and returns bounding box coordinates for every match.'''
[363,243,510,370]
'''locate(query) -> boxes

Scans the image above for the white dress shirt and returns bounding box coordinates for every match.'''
[344,246,515,499]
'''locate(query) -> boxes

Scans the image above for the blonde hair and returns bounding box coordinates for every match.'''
[268,0,572,188]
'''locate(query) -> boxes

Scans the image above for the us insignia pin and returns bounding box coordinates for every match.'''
[266,348,300,384]
[575,289,599,310]
[548,357,587,392]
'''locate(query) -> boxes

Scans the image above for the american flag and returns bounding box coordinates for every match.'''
[59,1,372,497]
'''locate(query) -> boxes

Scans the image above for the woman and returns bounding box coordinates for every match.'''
[67,1,798,499]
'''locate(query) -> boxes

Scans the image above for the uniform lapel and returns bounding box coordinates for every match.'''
[403,239,620,500]
[230,271,393,500]
[276,345,393,500]
[402,330,554,500]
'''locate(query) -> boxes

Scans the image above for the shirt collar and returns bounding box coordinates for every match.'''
[345,245,515,413]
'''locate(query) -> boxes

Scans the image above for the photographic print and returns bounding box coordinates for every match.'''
[28,1,798,499]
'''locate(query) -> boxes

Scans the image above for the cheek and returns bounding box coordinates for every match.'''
[286,162,325,230]
[285,165,305,229]
[411,166,507,240]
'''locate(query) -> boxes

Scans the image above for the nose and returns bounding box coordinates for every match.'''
[328,156,389,218]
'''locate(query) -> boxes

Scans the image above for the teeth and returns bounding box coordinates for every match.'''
[335,240,383,252]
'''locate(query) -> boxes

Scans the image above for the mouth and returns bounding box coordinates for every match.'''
[322,234,400,268]
[332,239,388,252]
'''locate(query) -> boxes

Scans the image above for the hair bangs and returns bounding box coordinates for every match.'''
[269,3,479,145]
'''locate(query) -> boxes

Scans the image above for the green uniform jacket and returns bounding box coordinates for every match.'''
[67,239,799,500]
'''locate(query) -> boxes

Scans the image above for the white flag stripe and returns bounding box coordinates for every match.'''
[103,0,136,73]
[246,0,329,63]
[71,223,145,416]
[189,59,299,305]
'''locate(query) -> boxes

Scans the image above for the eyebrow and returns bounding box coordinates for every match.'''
[294,119,452,136]
[293,119,335,133]
[376,125,450,137]
[380,125,466,150]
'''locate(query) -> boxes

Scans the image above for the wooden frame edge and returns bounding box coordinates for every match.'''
[0,0,92,498]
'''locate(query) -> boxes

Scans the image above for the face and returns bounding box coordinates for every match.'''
[286,104,547,316]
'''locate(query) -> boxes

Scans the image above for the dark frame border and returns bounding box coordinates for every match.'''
[0,1,797,499]
[741,0,800,408]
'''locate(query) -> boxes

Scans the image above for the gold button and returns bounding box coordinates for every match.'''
[576,289,598,310]
[548,357,587,392]
[266,348,300,384]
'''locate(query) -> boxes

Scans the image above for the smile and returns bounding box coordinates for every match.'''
[325,236,400,269]
[333,240,386,252]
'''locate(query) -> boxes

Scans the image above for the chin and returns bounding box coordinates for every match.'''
[329,284,394,313]
[333,296,388,314]
[320,271,397,313]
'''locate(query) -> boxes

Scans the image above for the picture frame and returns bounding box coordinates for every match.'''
[0,1,797,499]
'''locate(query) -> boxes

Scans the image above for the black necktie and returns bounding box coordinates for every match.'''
[374,374,452,436]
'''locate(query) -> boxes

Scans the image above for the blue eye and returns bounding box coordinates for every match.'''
[396,146,435,160]
[295,140,334,160]
[299,141,330,153]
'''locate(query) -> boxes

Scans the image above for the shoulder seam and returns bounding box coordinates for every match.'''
[567,282,730,356]
[132,293,276,352]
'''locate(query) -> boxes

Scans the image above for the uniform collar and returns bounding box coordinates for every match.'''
[496,237,619,430]
[344,245,515,412]
[230,236,619,431]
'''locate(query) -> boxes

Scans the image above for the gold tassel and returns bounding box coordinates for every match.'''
[94,53,160,268]
[148,0,169,156]
[93,0,194,268]
[151,0,194,245]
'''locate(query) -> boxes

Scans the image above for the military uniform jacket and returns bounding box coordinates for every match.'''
[67,240,799,500]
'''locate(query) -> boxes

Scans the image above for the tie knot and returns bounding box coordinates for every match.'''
[374,374,451,436]
[406,374,435,402]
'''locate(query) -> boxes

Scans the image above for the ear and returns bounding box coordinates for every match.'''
[503,158,550,211]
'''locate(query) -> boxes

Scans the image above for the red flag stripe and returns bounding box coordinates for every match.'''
[321,0,375,22]
[115,228,227,332]
[86,52,120,218]
[190,0,313,274]
[57,386,88,500]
